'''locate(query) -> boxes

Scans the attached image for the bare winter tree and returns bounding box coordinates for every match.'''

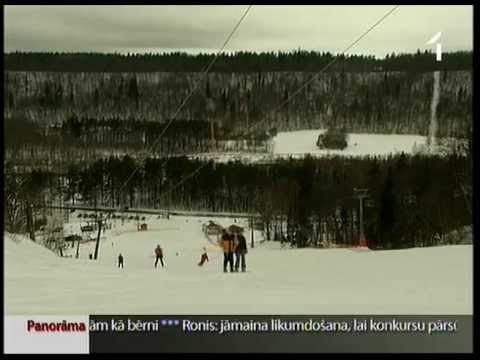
[4,166,27,233]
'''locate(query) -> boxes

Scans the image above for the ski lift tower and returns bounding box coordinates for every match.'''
[206,96,216,151]
[93,214,107,260]
[353,188,370,248]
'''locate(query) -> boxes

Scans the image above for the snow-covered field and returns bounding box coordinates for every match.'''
[272,130,427,157]
[5,216,472,315]
[187,130,462,163]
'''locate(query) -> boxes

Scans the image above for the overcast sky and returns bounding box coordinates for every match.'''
[4,5,473,57]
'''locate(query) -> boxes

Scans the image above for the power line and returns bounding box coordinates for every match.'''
[159,162,210,201]
[255,5,400,128]
[11,6,401,250]
[156,5,400,202]
[107,5,254,207]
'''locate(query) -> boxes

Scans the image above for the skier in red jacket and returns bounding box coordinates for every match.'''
[198,247,209,266]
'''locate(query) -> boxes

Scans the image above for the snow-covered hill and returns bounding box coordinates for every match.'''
[5,216,473,315]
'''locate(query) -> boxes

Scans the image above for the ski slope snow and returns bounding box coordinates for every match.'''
[5,216,473,315]
[272,130,426,157]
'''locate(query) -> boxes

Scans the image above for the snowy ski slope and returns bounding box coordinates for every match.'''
[5,216,473,315]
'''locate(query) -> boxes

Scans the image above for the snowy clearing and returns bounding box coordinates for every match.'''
[5,216,472,315]
[186,130,464,163]
[272,130,427,157]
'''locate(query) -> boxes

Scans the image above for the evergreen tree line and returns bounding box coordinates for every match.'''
[5,152,472,250]
[4,50,472,72]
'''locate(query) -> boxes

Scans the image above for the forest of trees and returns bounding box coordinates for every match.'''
[4,62,472,168]
[4,51,472,250]
[5,147,472,250]
[5,115,213,149]
[4,50,472,72]
[4,115,271,172]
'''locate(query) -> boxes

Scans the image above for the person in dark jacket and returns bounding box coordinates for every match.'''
[154,244,164,268]
[118,253,124,268]
[234,233,248,272]
[218,229,235,272]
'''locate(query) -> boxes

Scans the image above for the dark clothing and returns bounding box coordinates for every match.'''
[118,255,124,268]
[235,235,248,254]
[154,246,164,268]
[198,253,209,266]
[234,253,246,272]
[155,255,164,268]
[220,232,236,272]
[223,252,234,272]
[234,234,247,271]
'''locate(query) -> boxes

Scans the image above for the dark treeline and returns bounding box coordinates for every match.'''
[5,151,472,250]
[4,115,269,169]
[5,115,213,148]
[4,50,472,72]
[4,67,472,148]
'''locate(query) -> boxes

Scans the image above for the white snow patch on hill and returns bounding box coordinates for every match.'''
[186,130,447,163]
[272,130,426,157]
[4,217,473,315]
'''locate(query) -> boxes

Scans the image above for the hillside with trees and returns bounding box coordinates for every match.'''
[4,51,473,168]
[4,51,472,250]
[4,149,472,250]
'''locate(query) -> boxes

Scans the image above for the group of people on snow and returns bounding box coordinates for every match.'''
[116,226,248,273]
[117,244,164,269]
[219,228,248,273]
[198,226,248,272]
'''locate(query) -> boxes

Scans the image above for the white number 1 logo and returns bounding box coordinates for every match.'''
[427,32,442,62]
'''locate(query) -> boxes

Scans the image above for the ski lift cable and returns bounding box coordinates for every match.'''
[155,5,400,201]
[264,5,400,120]
[107,5,254,208]
[158,162,210,200]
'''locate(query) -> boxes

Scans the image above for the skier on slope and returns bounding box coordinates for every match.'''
[198,247,209,266]
[154,244,164,268]
[118,253,124,268]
